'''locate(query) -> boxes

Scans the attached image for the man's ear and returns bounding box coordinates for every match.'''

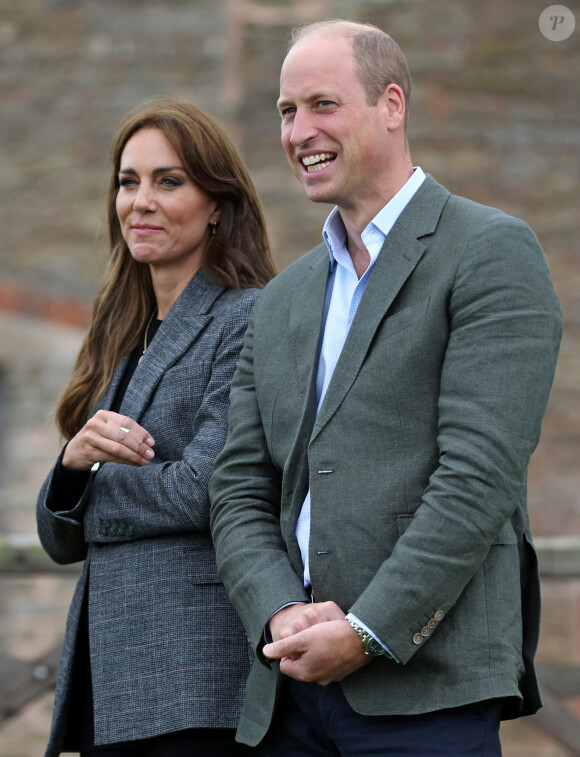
[381,83,406,132]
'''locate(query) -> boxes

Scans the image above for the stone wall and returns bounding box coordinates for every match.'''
[0,1,578,754]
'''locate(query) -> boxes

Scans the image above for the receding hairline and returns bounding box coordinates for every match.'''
[288,19,386,49]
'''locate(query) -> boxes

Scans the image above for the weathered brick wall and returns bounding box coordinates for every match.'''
[0,1,578,754]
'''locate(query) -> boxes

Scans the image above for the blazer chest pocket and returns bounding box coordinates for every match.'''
[155,362,209,402]
[374,298,430,344]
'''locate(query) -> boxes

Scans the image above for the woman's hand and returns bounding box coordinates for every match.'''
[62,410,155,471]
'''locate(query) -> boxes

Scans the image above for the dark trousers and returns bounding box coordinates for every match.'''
[263,679,503,756]
[81,727,258,756]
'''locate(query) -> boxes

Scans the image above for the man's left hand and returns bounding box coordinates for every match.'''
[263,619,371,685]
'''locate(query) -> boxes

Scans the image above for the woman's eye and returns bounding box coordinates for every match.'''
[161,177,182,188]
[119,177,137,188]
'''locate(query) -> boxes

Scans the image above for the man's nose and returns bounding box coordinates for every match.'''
[289,109,317,146]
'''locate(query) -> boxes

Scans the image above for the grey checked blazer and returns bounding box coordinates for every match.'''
[37,271,260,754]
[210,176,563,746]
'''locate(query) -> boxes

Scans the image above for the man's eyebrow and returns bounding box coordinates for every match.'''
[277,91,336,110]
[276,97,293,111]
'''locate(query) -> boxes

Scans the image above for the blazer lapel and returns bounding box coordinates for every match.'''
[288,244,332,403]
[119,271,224,423]
[282,246,331,550]
[312,176,450,440]
[97,357,129,412]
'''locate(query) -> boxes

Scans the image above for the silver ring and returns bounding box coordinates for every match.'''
[120,426,130,434]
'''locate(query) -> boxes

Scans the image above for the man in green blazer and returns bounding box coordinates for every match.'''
[210,19,563,756]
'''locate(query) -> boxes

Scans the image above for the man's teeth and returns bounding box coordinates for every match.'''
[302,153,335,172]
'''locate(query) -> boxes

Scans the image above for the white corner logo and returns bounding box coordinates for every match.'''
[539,5,576,40]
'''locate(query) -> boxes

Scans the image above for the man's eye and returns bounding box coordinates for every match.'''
[280,107,296,119]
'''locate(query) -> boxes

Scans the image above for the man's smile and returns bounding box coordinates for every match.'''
[301,152,337,172]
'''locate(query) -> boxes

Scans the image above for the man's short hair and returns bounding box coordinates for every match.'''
[289,20,411,130]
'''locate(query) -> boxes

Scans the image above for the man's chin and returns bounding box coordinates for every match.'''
[300,182,335,206]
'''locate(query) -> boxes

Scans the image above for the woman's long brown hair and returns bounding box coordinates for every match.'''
[56,99,276,439]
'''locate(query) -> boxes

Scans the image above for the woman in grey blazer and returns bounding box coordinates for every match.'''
[36,99,276,757]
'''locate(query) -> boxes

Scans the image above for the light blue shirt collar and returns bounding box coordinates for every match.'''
[322,167,426,271]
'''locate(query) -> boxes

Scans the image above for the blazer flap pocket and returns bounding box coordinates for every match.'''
[375,299,430,342]
[492,520,518,545]
[396,513,415,536]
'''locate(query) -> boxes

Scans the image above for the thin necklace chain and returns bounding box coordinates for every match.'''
[139,310,157,364]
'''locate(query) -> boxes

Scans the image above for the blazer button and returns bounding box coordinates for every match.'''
[428,618,438,628]
[413,633,424,645]
[421,626,432,637]
[434,610,445,621]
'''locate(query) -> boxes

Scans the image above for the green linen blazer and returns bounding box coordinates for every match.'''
[210,176,563,746]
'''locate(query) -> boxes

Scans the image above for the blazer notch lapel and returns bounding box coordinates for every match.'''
[119,271,224,422]
[119,312,212,422]
[312,237,427,440]
[289,247,331,398]
[96,357,129,412]
[311,191,442,441]
[310,177,450,441]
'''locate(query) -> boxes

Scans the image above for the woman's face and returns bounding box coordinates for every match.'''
[116,127,220,281]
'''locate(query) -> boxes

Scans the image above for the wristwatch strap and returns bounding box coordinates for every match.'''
[347,617,392,657]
